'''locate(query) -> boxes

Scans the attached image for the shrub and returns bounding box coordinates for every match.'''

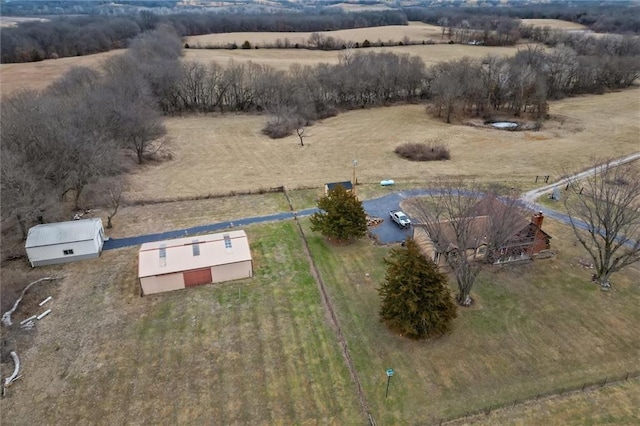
[262,116,300,139]
[241,40,251,49]
[362,39,371,48]
[394,143,450,161]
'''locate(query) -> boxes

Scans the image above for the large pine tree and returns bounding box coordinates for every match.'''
[379,238,457,339]
[310,185,367,242]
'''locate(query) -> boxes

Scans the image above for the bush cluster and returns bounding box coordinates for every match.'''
[394,143,451,162]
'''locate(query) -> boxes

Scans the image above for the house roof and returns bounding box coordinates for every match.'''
[427,216,491,252]
[421,196,551,253]
[325,181,353,191]
[25,218,103,248]
[138,230,252,278]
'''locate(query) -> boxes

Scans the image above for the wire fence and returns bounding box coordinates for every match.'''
[439,371,640,425]
[284,186,376,426]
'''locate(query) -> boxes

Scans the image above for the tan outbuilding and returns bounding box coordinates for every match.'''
[138,230,253,295]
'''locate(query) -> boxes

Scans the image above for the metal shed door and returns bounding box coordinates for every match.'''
[183,268,213,287]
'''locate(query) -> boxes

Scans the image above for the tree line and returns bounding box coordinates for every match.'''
[170,34,638,133]
[404,2,640,36]
[1,10,407,63]
[2,27,638,241]
[1,26,182,239]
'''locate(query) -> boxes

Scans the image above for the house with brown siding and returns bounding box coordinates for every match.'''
[413,196,551,265]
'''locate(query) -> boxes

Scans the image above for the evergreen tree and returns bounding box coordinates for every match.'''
[310,185,367,242]
[379,238,457,339]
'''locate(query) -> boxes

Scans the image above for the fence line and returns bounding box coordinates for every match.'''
[439,371,640,425]
[284,186,376,426]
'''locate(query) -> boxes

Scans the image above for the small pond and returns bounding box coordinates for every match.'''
[491,121,519,129]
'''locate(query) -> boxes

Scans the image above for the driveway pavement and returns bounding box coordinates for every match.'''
[104,153,639,251]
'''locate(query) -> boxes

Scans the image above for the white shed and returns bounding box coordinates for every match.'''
[138,230,253,296]
[25,218,105,267]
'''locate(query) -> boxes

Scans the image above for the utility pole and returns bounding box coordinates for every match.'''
[352,159,358,198]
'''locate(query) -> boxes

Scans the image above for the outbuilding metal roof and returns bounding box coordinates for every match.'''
[25,218,103,248]
[325,181,353,191]
[138,230,252,278]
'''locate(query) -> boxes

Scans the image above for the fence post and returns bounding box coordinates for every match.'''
[582,383,587,391]
[625,372,629,381]
[602,377,607,387]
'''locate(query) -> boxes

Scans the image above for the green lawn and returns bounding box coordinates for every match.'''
[303,218,640,424]
[3,217,638,424]
[464,378,640,425]
[1,222,363,425]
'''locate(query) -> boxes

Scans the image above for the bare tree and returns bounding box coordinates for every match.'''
[104,179,124,229]
[0,146,57,239]
[99,70,168,164]
[564,161,640,289]
[437,17,449,39]
[408,182,483,306]
[464,185,531,264]
[295,127,307,147]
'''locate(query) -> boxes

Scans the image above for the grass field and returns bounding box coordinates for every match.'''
[0,42,529,97]
[1,212,638,424]
[185,22,445,47]
[0,49,123,98]
[521,19,587,30]
[183,42,533,72]
[96,192,290,239]
[304,218,640,423]
[0,221,363,424]
[125,86,640,201]
[458,378,640,425]
[0,16,50,28]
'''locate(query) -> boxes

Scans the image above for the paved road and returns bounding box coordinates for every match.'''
[521,152,640,236]
[104,153,639,250]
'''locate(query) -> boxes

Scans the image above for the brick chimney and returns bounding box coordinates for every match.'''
[532,211,544,228]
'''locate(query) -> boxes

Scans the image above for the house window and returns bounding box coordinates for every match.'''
[63,249,74,255]
[192,240,200,256]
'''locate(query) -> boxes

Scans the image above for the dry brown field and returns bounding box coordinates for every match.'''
[521,19,587,30]
[1,39,535,98]
[326,2,393,11]
[125,87,640,201]
[0,16,50,28]
[185,21,445,47]
[183,42,533,71]
[0,49,123,98]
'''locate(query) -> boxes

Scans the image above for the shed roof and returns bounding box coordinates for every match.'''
[325,181,353,191]
[138,230,251,278]
[25,218,102,248]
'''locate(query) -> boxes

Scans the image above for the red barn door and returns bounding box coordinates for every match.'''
[183,268,213,287]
